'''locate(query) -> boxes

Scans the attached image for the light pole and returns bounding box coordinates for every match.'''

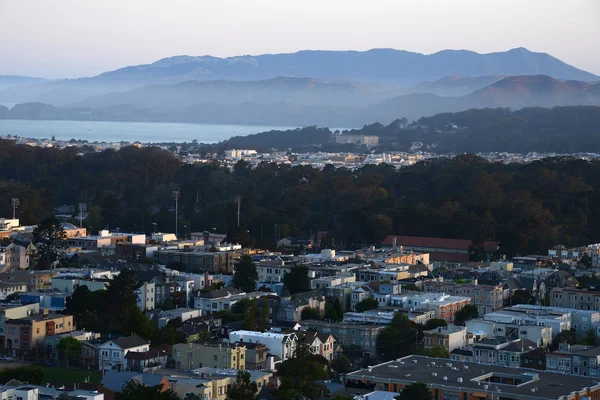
[11,198,19,219]
[152,222,157,234]
[172,191,180,237]
[78,203,86,228]
[234,195,242,227]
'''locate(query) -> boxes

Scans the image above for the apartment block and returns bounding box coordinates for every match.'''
[173,342,246,370]
[5,314,75,351]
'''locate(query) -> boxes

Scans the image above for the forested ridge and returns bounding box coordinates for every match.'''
[1,140,599,256]
[206,106,600,154]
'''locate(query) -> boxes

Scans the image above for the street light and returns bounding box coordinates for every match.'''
[11,198,19,219]
[172,191,180,237]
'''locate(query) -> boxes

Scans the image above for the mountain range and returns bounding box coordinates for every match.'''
[0,47,599,126]
[2,75,600,127]
[0,47,597,107]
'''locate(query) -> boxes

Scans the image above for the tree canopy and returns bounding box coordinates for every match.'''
[232,255,258,293]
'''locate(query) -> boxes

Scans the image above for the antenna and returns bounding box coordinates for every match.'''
[11,198,19,219]
[78,203,86,228]
[235,195,242,227]
[172,191,180,237]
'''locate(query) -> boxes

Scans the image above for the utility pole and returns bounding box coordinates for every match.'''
[11,198,19,219]
[235,195,242,227]
[78,203,86,228]
[172,191,180,237]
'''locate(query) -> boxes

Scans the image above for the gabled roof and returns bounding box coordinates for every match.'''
[111,335,149,350]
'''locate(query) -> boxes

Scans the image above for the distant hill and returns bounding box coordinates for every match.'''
[0,47,596,106]
[0,75,50,90]
[388,75,506,97]
[75,77,379,108]
[3,75,600,126]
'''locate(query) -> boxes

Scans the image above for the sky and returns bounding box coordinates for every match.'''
[1,0,599,79]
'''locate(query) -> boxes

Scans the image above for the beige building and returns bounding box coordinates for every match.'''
[173,342,246,370]
[334,134,379,147]
[1,270,56,291]
[0,243,37,270]
[5,314,74,352]
[423,324,473,352]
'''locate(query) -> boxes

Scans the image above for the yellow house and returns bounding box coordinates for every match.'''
[173,342,246,370]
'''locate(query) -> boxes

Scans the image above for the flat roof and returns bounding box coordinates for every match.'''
[346,355,600,400]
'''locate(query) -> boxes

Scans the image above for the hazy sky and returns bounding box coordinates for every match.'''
[1,0,599,79]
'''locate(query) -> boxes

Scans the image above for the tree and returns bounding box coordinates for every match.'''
[276,335,329,399]
[323,305,340,322]
[416,346,450,358]
[84,205,104,233]
[4,292,22,302]
[423,319,447,331]
[395,382,431,400]
[226,370,258,400]
[117,382,181,400]
[333,298,344,317]
[242,299,258,330]
[331,355,353,375]
[582,328,597,346]
[511,289,534,305]
[376,314,418,361]
[581,254,593,268]
[56,336,82,367]
[0,366,45,385]
[258,298,270,332]
[32,216,67,269]
[355,298,379,313]
[283,266,310,294]
[300,307,322,321]
[232,255,258,293]
[554,329,576,346]
[453,304,478,326]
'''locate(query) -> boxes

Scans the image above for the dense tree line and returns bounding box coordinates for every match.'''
[2,139,600,256]
[199,106,600,154]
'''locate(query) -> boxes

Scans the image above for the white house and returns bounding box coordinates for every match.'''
[228,330,297,361]
[98,335,150,371]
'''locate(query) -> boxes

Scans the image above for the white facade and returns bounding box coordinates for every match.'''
[136,282,156,311]
[194,291,275,313]
[228,330,297,361]
[98,338,149,371]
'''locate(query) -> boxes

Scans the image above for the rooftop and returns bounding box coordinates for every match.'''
[346,355,600,400]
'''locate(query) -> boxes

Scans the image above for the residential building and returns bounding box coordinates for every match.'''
[551,286,600,311]
[98,335,150,371]
[242,342,269,371]
[228,330,297,361]
[0,270,56,291]
[193,288,274,314]
[0,281,27,300]
[136,281,155,311]
[311,274,356,290]
[465,318,553,347]
[173,342,246,370]
[423,280,505,315]
[18,292,68,312]
[472,338,538,368]
[68,230,145,250]
[276,289,325,323]
[0,303,39,347]
[60,222,87,238]
[157,308,202,329]
[521,347,547,371]
[5,314,75,352]
[51,277,109,293]
[301,320,385,357]
[547,344,600,377]
[344,355,600,400]
[154,249,237,273]
[381,235,498,263]
[423,324,473,352]
[334,134,379,147]
[390,292,471,323]
[125,347,169,372]
[0,243,37,270]
[302,330,336,361]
